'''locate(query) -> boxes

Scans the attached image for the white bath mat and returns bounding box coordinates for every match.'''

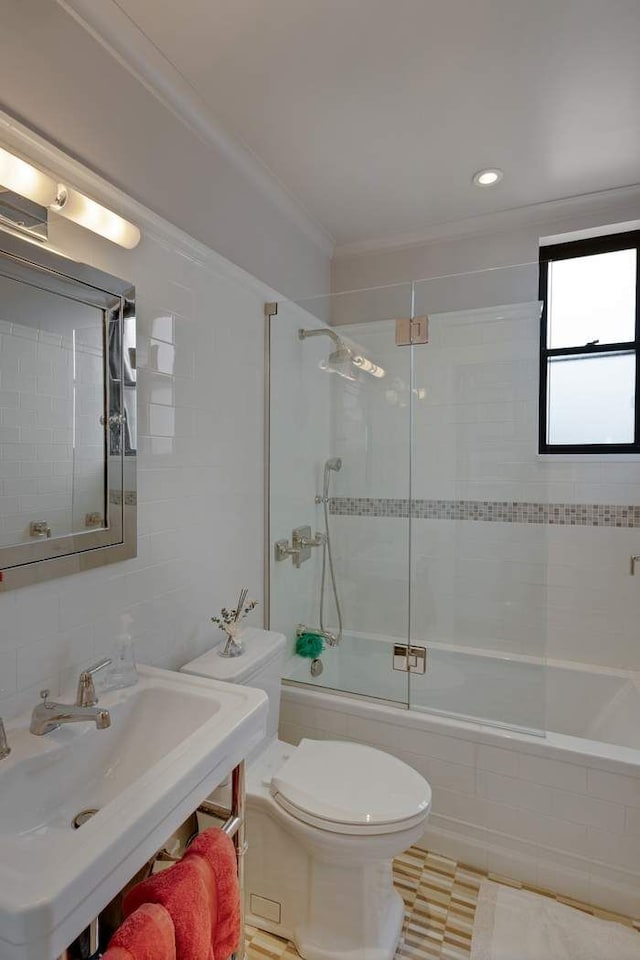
[470,879,640,960]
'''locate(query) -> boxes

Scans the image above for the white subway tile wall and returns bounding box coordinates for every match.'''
[0,208,266,720]
[328,304,640,670]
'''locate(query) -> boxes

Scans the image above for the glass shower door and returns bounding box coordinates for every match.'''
[409,268,548,734]
[270,283,414,706]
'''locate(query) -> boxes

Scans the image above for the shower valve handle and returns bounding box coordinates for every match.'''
[275,525,324,568]
[274,539,300,562]
[298,532,326,548]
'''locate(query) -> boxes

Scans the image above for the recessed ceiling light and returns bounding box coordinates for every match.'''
[472,168,503,187]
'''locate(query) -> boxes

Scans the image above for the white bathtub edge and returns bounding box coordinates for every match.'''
[281,681,640,777]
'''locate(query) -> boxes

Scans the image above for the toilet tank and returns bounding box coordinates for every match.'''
[180,627,286,743]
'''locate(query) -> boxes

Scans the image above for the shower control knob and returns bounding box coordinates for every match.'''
[274,539,300,563]
[275,526,321,568]
[298,532,326,547]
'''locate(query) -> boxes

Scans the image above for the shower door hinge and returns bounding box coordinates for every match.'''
[392,644,427,674]
[395,316,429,345]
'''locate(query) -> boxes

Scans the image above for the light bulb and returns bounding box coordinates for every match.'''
[0,146,59,207]
[472,168,503,187]
[52,187,141,249]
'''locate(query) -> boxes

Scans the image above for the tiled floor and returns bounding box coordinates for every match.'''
[245,846,640,960]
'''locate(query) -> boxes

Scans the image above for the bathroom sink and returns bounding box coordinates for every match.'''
[0,665,267,960]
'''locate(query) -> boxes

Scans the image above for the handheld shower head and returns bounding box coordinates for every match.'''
[321,457,342,500]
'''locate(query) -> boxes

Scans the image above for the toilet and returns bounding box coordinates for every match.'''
[181,628,431,960]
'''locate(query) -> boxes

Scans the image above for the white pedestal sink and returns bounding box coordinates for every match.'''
[0,665,267,960]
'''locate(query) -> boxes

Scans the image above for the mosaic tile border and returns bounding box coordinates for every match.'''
[330,497,640,527]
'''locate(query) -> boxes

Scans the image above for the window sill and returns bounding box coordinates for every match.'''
[536,453,640,463]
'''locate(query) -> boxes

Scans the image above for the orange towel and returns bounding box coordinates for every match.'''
[123,856,216,960]
[103,903,176,960]
[185,829,241,960]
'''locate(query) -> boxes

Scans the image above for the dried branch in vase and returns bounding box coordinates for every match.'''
[211,589,258,657]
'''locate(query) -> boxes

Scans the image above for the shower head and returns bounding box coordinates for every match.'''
[298,327,385,380]
[322,457,342,499]
[321,344,359,381]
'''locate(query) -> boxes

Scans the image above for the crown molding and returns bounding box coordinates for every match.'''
[46,1,640,267]
[55,0,335,258]
[0,109,283,303]
[334,182,640,259]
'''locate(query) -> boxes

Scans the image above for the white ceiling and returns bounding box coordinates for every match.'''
[111,0,640,250]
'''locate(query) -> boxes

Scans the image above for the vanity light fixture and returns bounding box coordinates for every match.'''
[51,187,141,249]
[0,146,59,207]
[0,145,141,248]
[472,168,503,187]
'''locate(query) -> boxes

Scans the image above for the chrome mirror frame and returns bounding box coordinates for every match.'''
[0,231,136,590]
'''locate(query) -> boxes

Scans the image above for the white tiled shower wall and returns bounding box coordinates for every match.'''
[0,195,271,719]
[329,303,640,670]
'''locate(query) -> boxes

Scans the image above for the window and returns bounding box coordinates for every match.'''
[539,231,640,453]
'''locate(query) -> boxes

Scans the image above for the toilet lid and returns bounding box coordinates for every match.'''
[270,739,431,828]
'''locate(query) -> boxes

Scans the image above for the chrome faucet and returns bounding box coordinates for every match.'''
[30,659,112,736]
[297,623,340,647]
[0,718,10,759]
[76,657,112,707]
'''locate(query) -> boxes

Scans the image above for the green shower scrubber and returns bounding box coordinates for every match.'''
[296,632,325,659]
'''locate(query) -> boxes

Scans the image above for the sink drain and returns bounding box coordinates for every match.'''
[72,808,99,829]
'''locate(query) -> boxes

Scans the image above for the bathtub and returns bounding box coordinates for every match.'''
[281,635,640,917]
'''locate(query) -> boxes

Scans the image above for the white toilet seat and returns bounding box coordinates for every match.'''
[272,791,429,835]
[270,739,431,835]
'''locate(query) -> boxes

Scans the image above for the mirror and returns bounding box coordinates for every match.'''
[0,231,136,589]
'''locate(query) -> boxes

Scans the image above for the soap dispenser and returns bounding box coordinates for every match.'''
[109,613,138,690]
